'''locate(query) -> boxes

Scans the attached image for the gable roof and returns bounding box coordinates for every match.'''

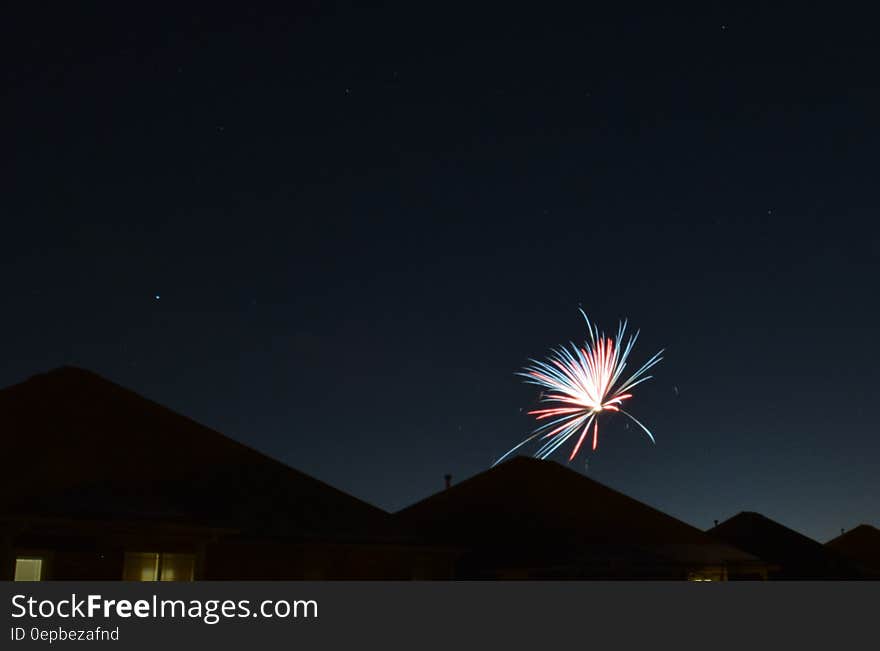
[0,366,398,544]
[825,524,880,575]
[708,512,866,579]
[395,456,760,575]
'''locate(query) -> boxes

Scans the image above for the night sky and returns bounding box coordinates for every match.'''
[4,2,878,542]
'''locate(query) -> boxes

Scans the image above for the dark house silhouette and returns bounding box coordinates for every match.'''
[7,367,870,582]
[707,512,868,579]
[395,457,769,579]
[0,367,454,580]
[825,525,880,577]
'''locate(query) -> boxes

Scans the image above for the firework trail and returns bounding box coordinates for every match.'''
[495,310,663,465]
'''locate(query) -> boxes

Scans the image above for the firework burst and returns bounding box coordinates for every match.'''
[495,310,663,465]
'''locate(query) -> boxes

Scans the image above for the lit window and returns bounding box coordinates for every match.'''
[15,558,44,581]
[159,553,195,582]
[687,567,726,582]
[123,553,160,581]
[123,552,194,581]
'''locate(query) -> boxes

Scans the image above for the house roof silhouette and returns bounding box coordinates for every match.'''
[396,456,763,577]
[826,524,880,575]
[0,366,400,544]
[708,512,866,579]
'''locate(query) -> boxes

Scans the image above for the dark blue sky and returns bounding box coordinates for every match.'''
[4,1,878,542]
